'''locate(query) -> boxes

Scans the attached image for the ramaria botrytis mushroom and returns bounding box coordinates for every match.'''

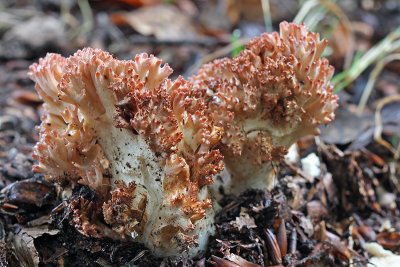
[29,49,223,257]
[28,21,338,258]
[191,22,338,195]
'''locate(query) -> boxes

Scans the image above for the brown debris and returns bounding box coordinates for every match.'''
[321,145,379,214]
[0,178,56,210]
[264,229,282,265]
[377,232,400,250]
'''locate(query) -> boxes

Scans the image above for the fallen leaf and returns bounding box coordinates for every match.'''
[225,253,261,267]
[377,232,400,250]
[7,232,37,267]
[1,15,66,59]
[1,177,56,211]
[11,90,41,106]
[230,209,257,231]
[111,5,197,41]
[357,225,377,242]
[18,225,59,240]
[211,255,241,267]
[292,211,314,237]
[197,0,236,36]
[307,200,328,221]
[326,232,352,261]
[264,229,282,265]
[320,107,372,145]
[7,224,59,267]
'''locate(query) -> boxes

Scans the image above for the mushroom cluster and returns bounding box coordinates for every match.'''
[29,22,338,257]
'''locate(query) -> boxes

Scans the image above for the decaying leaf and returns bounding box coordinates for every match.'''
[111,5,197,41]
[230,208,257,231]
[307,200,328,221]
[225,253,261,267]
[264,229,282,265]
[377,232,400,250]
[0,177,56,211]
[7,225,59,267]
[320,107,372,145]
[321,145,378,213]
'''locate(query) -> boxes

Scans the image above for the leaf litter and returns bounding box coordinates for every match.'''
[0,1,399,266]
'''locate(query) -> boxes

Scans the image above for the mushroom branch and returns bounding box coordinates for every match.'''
[28,48,223,257]
[190,22,338,195]
[28,21,338,258]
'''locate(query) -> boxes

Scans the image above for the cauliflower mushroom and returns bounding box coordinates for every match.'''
[190,22,338,194]
[29,49,223,257]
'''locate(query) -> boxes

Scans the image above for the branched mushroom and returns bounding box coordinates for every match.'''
[190,22,338,194]
[29,49,223,257]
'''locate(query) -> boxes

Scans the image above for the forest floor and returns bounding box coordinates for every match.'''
[0,0,400,266]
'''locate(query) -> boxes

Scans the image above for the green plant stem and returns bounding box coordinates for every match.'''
[333,27,400,93]
[357,53,400,114]
[294,0,319,24]
[261,0,273,32]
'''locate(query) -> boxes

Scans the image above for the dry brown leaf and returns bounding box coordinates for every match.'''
[275,219,287,258]
[225,253,261,267]
[8,233,37,267]
[11,90,41,106]
[264,229,282,265]
[307,200,328,221]
[111,5,197,41]
[211,255,241,267]
[1,178,56,210]
[7,225,58,267]
[197,0,236,36]
[377,232,400,250]
[230,209,257,231]
[357,225,377,242]
[374,96,400,159]
[293,211,314,237]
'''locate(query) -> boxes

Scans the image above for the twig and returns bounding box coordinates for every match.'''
[261,0,273,32]
[333,27,400,93]
[319,0,354,68]
[293,0,319,25]
[295,0,354,68]
[374,95,400,159]
[357,53,400,114]
[62,0,94,39]
[76,0,94,36]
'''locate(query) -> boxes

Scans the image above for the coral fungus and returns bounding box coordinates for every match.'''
[190,22,338,194]
[29,49,223,257]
